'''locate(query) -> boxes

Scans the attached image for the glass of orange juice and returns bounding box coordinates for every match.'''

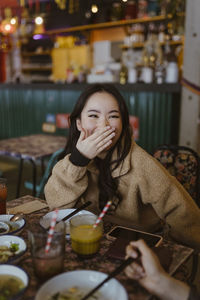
[0,178,7,214]
[70,214,103,258]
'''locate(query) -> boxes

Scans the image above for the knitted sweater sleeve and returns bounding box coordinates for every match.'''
[44,151,90,209]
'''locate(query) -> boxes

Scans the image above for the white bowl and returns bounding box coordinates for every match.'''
[0,215,26,235]
[0,221,9,234]
[40,209,95,237]
[35,270,128,300]
[0,264,29,299]
[0,235,27,263]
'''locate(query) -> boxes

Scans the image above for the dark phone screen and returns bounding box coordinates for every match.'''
[109,227,161,247]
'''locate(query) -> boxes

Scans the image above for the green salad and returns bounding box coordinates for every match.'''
[0,243,19,263]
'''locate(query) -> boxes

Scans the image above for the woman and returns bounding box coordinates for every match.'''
[125,239,199,300]
[45,84,200,250]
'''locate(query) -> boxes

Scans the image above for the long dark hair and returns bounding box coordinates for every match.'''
[60,84,132,211]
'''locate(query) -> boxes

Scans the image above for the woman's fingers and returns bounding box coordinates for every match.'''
[83,127,115,150]
[76,126,116,159]
[95,139,112,154]
[78,129,86,142]
[90,126,115,141]
[92,127,115,147]
[96,131,115,150]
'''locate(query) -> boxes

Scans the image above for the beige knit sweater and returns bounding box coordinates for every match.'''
[44,141,200,250]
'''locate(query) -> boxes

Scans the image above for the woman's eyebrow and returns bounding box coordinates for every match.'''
[109,110,120,113]
[87,109,100,113]
[87,109,119,113]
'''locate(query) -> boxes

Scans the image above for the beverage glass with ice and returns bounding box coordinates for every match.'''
[29,222,65,282]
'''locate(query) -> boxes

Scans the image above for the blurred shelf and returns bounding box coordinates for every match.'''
[45,13,185,35]
[0,83,181,93]
[22,66,52,71]
[21,49,52,84]
[21,51,52,57]
[121,39,184,49]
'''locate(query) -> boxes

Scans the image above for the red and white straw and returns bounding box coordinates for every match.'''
[45,208,59,253]
[93,200,112,228]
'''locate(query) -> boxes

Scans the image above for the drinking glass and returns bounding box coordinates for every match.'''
[28,222,65,282]
[70,214,103,258]
[0,178,7,214]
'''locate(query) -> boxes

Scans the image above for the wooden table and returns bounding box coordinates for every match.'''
[7,195,194,300]
[0,134,66,197]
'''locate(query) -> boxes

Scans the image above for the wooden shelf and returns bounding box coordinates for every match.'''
[22,66,52,71]
[45,13,185,35]
[0,83,181,93]
[121,39,184,49]
[21,51,51,57]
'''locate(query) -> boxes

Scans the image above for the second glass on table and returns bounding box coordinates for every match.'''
[70,214,103,258]
[28,222,65,282]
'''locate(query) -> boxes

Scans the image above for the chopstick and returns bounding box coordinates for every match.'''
[47,201,92,230]
[80,257,135,300]
[60,201,92,222]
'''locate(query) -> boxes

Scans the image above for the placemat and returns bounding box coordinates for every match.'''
[8,200,48,214]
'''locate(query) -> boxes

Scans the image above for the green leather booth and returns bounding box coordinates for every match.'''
[0,83,181,154]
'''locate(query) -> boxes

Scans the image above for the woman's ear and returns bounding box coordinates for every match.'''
[76,119,82,132]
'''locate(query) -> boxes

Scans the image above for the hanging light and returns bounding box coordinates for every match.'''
[35,16,44,25]
[10,18,17,25]
[0,8,17,35]
[34,16,44,34]
[91,4,98,13]
[0,20,16,34]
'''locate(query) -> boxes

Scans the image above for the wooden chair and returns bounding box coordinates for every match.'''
[24,148,64,198]
[153,145,200,207]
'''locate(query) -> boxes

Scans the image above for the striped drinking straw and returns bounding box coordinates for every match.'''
[93,200,112,228]
[45,208,59,253]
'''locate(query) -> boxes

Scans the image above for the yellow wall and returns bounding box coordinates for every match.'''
[51,45,92,81]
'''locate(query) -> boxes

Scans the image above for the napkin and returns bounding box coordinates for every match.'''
[8,200,48,214]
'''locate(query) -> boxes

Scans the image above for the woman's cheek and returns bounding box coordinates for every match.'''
[85,126,96,137]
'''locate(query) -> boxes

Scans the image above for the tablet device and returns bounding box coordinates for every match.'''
[106,226,163,260]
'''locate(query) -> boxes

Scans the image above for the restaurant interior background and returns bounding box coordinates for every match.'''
[0,0,199,200]
[0,2,200,298]
[0,0,186,86]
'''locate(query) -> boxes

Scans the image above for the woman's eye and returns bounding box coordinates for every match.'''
[88,114,98,118]
[109,115,119,119]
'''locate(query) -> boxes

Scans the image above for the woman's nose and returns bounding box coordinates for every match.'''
[98,117,109,128]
